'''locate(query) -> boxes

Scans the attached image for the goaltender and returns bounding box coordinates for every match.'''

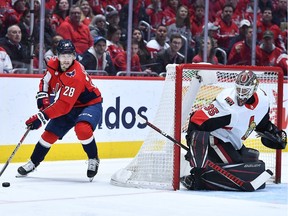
[181,70,287,191]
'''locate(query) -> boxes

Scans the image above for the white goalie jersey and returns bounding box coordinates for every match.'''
[192,87,270,150]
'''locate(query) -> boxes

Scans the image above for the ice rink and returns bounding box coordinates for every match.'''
[0,154,287,216]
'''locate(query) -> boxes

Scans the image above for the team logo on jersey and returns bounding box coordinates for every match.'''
[225,97,234,106]
[242,116,256,140]
[65,70,76,77]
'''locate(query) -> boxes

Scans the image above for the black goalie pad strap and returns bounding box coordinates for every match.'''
[257,130,287,149]
[186,130,210,168]
[197,161,267,191]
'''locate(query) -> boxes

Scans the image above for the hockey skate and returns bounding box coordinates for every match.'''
[17,160,36,177]
[87,158,100,182]
[180,175,196,190]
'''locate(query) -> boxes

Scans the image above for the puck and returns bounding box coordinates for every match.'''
[2,182,10,187]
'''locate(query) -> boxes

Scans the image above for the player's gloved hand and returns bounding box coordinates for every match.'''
[36,92,50,110]
[257,122,287,149]
[25,111,49,130]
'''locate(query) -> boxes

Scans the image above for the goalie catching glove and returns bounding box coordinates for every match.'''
[25,111,49,130]
[256,123,287,149]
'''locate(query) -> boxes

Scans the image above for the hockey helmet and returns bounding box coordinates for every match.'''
[56,39,76,55]
[235,70,259,106]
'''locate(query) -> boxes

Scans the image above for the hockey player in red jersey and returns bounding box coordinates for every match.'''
[17,40,103,181]
[181,70,287,191]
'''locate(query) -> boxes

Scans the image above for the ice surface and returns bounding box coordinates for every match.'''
[0,154,287,216]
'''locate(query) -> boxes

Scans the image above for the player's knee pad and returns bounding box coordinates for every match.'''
[40,130,59,147]
[75,121,93,141]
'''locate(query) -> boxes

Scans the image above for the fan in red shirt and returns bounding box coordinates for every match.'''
[276,53,288,76]
[145,0,164,31]
[228,26,259,65]
[161,0,180,26]
[106,25,124,63]
[214,3,239,52]
[190,4,205,39]
[256,7,286,52]
[114,39,143,72]
[256,30,285,68]
[192,35,218,64]
[56,5,93,54]
[17,40,102,182]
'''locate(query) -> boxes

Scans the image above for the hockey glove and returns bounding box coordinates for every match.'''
[36,91,50,110]
[25,111,49,130]
[256,123,287,149]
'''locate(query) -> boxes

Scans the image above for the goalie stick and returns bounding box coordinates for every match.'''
[0,126,31,177]
[137,115,273,192]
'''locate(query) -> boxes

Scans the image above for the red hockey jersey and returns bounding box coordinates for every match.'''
[40,58,102,119]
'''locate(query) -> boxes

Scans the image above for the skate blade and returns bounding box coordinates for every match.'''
[15,173,27,178]
[89,177,94,182]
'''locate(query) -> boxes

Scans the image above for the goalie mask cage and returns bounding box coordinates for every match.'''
[111,64,284,190]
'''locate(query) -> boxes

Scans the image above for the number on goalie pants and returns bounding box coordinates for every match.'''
[187,161,267,191]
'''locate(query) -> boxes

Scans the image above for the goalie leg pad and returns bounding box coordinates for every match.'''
[184,161,267,191]
[185,130,210,168]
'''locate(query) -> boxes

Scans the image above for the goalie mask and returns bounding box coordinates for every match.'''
[235,70,259,106]
[56,39,76,71]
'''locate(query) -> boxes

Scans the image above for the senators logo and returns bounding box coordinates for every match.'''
[242,116,256,140]
[65,70,76,77]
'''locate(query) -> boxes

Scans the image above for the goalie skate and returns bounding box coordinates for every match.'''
[87,158,100,182]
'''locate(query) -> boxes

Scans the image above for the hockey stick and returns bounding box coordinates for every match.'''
[138,115,273,192]
[0,126,31,177]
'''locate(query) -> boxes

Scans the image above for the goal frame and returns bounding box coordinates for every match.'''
[175,64,284,185]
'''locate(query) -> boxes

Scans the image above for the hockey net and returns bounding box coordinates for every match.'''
[111,64,284,190]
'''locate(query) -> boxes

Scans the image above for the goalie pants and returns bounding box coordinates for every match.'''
[185,131,260,167]
[208,136,260,164]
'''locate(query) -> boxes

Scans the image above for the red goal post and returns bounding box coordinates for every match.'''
[111,64,284,190]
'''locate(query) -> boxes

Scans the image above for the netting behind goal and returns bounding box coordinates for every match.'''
[111,64,284,190]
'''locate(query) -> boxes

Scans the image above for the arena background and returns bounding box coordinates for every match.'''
[0,74,287,162]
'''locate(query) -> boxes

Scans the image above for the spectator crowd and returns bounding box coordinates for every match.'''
[0,0,287,76]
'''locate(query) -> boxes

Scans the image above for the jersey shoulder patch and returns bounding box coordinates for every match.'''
[224,96,235,106]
